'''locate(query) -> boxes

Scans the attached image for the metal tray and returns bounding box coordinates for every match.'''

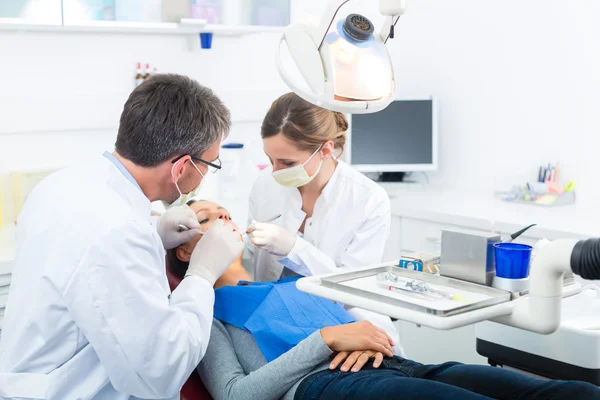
[321,265,512,317]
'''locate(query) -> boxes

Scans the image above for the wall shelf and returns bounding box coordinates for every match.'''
[204,24,284,36]
[0,18,284,36]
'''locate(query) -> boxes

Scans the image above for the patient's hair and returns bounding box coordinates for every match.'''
[261,92,348,155]
[166,199,197,279]
[116,74,231,167]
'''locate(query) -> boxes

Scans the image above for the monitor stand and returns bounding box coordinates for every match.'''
[377,172,407,182]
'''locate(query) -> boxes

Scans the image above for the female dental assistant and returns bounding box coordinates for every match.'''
[246,92,403,354]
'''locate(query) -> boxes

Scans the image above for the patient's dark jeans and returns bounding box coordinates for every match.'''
[294,356,600,400]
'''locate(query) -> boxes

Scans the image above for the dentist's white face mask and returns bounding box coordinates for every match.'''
[272,145,323,188]
[166,159,205,208]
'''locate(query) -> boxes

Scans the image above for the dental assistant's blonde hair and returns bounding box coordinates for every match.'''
[261,92,348,156]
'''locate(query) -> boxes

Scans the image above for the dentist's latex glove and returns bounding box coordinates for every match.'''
[186,219,244,285]
[157,205,202,250]
[246,221,296,257]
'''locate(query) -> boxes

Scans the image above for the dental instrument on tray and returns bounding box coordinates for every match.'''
[376,272,463,301]
[381,282,440,301]
[376,272,444,301]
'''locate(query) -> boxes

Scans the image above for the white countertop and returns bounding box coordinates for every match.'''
[389,190,595,240]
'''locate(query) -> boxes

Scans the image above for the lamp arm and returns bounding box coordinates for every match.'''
[379,14,403,43]
[312,0,352,50]
[379,0,407,43]
[312,0,407,48]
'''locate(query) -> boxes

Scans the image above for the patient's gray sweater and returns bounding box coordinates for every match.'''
[197,319,333,400]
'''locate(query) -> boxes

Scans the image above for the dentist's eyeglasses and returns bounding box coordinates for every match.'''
[171,154,222,174]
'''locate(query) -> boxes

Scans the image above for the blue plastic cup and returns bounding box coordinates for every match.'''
[494,243,533,279]
[200,32,213,49]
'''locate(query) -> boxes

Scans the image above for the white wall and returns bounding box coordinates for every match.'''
[3,0,599,199]
[0,30,286,171]
[389,0,600,209]
[5,0,598,209]
[0,26,291,227]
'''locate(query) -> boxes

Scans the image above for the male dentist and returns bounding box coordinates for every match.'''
[0,74,243,399]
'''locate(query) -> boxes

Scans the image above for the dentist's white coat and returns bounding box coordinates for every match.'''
[0,156,214,400]
[247,161,404,355]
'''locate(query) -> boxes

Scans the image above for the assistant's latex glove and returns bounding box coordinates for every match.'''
[246,221,296,257]
[186,219,244,285]
[157,205,202,250]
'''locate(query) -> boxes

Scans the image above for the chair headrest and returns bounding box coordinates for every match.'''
[165,256,183,291]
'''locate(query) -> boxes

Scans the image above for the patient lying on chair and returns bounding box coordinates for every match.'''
[168,201,600,400]
[166,199,251,286]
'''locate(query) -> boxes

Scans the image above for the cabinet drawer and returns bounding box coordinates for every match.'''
[383,215,404,262]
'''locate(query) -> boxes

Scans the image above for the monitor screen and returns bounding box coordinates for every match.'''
[349,99,436,172]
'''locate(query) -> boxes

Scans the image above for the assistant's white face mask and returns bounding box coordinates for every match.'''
[165,160,205,208]
[272,145,323,188]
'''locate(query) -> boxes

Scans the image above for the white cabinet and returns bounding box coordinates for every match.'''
[395,321,487,365]
[383,215,403,262]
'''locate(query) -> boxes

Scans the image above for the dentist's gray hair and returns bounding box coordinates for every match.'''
[116,74,231,167]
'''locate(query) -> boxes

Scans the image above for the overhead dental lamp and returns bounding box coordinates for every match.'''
[276,0,406,114]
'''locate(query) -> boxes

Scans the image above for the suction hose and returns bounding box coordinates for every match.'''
[571,238,600,280]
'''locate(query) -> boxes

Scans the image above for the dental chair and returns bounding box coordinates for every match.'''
[165,261,214,400]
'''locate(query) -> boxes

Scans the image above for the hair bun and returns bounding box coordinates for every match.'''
[333,112,349,132]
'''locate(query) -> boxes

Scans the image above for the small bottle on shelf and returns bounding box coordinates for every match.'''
[143,63,151,81]
[135,62,144,87]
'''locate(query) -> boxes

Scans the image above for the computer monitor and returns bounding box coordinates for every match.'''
[347,98,438,175]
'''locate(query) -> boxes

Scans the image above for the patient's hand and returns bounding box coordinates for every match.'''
[320,321,394,358]
[329,350,384,372]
